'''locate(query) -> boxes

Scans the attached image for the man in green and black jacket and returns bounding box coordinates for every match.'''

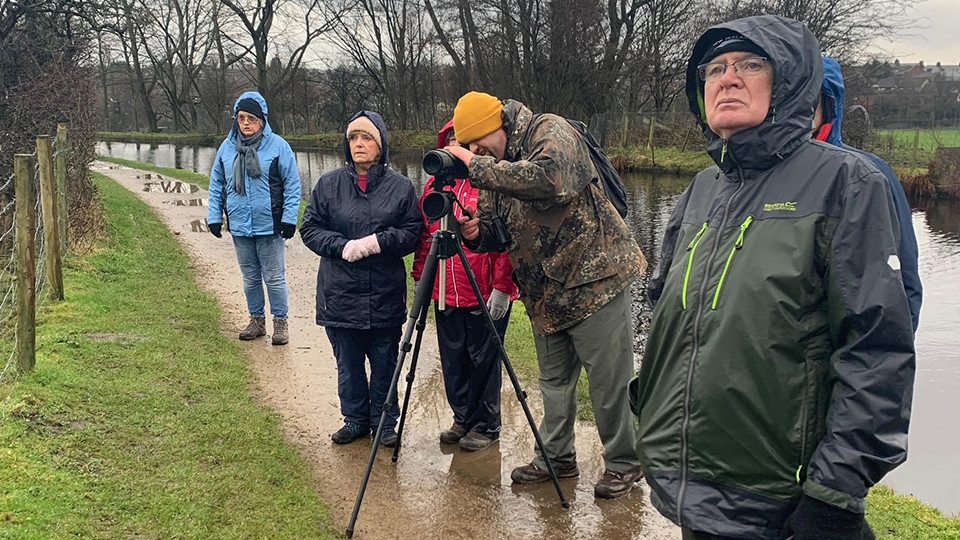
[632,15,915,540]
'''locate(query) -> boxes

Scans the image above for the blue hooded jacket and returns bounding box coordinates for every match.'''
[820,57,922,330]
[207,91,302,237]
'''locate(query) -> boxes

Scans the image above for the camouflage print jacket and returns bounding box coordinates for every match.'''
[465,100,646,335]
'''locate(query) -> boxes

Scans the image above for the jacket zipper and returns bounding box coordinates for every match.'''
[710,215,753,309]
[677,147,744,528]
[682,222,709,309]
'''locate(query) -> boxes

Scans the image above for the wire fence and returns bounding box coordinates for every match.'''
[0,129,69,386]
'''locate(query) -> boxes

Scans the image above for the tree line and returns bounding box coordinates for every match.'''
[84,0,916,135]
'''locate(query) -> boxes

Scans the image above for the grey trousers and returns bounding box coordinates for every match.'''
[530,288,641,474]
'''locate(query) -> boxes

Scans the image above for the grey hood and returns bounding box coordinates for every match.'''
[685,15,823,176]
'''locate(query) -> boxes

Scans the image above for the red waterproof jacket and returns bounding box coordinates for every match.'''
[411,121,518,307]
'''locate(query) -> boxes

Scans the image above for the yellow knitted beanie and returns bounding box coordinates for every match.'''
[453,91,503,143]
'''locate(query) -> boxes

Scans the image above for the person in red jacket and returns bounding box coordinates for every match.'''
[412,121,519,453]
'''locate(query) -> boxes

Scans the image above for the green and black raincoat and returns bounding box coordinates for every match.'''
[633,16,915,539]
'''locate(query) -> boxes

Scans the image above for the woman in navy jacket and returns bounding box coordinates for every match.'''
[299,111,422,447]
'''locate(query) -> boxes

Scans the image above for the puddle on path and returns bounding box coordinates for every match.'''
[163,199,208,207]
[190,219,212,233]
[143,181,199,193]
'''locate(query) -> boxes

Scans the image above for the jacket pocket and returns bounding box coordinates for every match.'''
[681,221,709,309]
[711,215,753,309]
[541,231,616,289]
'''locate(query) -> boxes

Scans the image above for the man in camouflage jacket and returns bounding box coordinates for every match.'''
[447,91,647,499]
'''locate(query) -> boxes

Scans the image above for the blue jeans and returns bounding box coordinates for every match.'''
[232,233,288,319]
[325,326,401,429]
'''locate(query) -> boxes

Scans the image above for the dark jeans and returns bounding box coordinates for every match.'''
[325,326,401,429]
[435,303,511,438]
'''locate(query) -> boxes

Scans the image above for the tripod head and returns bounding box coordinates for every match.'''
[422,149,469,223]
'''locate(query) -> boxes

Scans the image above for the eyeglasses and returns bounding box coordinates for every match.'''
[698,57,769,82]
[236,113,261,124]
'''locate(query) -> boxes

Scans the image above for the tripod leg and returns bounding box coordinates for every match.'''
[345,239,441,538]
[449,234,569,508]
[393,289,432,462]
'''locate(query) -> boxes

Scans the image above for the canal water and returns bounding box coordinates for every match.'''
[98,140,960,517]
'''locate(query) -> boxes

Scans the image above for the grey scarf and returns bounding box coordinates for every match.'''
[232,128,264,195]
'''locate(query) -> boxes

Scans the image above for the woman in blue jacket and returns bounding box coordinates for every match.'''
[207,92,301,346]
[299,111,422,447]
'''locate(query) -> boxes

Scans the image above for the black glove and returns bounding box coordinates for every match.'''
[780,495,874,540]
[280,222,296,239]
[209,223,222,238]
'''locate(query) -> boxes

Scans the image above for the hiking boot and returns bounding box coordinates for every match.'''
[239,316,266,340]
[510,461,579,484]
[439,423,467,444]
[331,422,370,444]
[379,428,398,448]
[594,469,644,499]
[458,431,496,452]
[272,317,289,345]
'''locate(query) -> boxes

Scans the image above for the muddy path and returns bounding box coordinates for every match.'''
[95,161,680,540]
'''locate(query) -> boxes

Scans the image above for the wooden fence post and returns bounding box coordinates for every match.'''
[55,124,68,249]
[37,135,64,301]
[14,154,37,373]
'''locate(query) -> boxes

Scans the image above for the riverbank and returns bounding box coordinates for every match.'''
[97,129,932,181]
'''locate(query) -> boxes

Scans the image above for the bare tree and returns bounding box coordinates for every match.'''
[137,0,219,132]
[708,0,917,62]
[327,0,434,129]
[218,0,351,123]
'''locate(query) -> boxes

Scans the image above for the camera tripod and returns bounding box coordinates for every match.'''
[345,212,570,538]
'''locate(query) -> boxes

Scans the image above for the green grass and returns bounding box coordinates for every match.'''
[0,174,336,539]
[868,485,960,538]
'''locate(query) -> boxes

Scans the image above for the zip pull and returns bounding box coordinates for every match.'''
[735,215,753,249]
[682,221,710,309]
[687,221,708,250]
[720,141,728,163]
[771,106,777,124]
[711,215,753,309]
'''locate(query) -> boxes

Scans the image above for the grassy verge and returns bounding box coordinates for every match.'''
[0,174,336,539]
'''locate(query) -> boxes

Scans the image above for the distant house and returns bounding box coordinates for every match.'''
[899,60,960,81]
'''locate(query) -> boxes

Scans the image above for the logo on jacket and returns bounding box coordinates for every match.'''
[763,201,797,212]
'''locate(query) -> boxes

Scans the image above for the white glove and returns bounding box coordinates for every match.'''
[342,240,362,262]
[486,289,510,320]
[355,234,381,258]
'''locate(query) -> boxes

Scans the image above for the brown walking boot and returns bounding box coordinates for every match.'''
[272,317,289,345]
[239,316,266,340]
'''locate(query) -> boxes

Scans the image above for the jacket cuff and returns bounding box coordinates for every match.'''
[803,480,865,514]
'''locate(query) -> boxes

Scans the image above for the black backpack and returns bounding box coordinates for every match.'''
[564,119,630,218]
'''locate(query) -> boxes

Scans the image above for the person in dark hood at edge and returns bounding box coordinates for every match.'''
[299,111,422,448]
[207,91,302,346]
[816,56,922,332]
[631,16,915,540]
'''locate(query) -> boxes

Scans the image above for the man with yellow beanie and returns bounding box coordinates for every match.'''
[445,91,647,499]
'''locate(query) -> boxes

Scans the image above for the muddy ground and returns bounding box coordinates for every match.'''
[95,161,680,540]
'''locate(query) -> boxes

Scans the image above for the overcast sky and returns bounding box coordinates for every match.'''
[869,0,960,64]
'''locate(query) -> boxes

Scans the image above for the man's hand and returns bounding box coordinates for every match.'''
[458,205,480,241]
[444,144,475,166]
[779,495,874,540]
[279,222,296,239]
[208,223,222,238]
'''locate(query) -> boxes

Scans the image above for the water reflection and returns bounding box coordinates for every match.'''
[98,141,960,516]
